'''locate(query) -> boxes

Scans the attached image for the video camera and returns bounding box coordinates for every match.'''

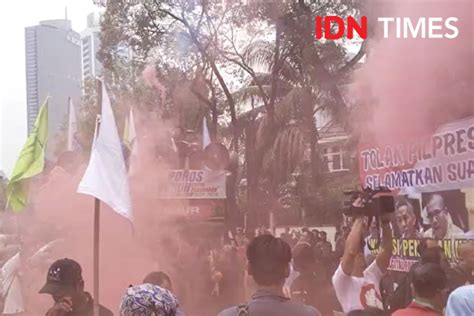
[342,187,395,217]
[343,187,395,251]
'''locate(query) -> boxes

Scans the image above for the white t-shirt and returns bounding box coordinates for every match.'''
[332,261,385,314]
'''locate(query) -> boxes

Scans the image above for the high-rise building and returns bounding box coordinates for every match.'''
[81,12,102,82]
[25,19,82,158]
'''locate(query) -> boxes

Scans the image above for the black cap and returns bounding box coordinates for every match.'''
[39,258,83,295]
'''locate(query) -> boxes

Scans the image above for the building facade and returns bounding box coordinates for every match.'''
[25,19,82,158]
[81,12,103,82]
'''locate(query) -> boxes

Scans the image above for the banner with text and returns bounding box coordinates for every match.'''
[359,117,474,272]
[359,116,474,193]
[368,238,471,272]
[158,170,226,199]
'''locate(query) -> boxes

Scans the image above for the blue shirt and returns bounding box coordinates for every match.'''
[218,288,320,316]
[446,285,474,316]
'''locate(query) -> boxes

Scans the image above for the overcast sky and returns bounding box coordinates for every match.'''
[0,0,97,176]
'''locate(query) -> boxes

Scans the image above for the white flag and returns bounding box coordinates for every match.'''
[203,117,211,150]
[67,98,78,151]
[125,108,138,154]
[77,82,132,220]
[123,108,139,175]
[1,253,24,314]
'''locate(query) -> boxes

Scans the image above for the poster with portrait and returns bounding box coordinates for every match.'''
[359,116,474,272]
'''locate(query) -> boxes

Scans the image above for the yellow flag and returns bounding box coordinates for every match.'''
[7,100,48,211]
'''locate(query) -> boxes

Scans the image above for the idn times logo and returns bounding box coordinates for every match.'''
[315,16,459,40]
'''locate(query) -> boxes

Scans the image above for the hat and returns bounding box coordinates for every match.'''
[119,284,178,316]
[39,258,83,295]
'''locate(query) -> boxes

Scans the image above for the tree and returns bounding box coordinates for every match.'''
[97,0,250,227]
[96,0,367,227]
[225,0,367,225]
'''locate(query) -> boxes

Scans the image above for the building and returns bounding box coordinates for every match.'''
[316,110,352,173]
[81,12,102,82]
[25,19,82,158]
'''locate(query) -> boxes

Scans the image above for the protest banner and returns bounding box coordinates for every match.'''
[158,170,227,199]
[359,116,474,192]
[359,116,474,272]
[367,238,471,272]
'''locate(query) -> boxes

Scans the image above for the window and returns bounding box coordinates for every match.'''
[322,146,349,172]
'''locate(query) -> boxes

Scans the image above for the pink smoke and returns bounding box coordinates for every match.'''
[352,0,474,144]
[142,64,166,103]
[17,109,193,315]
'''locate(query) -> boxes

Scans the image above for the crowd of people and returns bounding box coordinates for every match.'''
[1,204,474,315]
[36,226,474,316]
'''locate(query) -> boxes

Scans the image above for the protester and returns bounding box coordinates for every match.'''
[315,231,332,259]
[332,197,393,314]
[143,271,173,290]
[314,230,334,286]
[212,244,245,311]
[395,199,422,239]
[234,227,247,247]
[119,283,179,316]
[392,263,447,316]
[311,229,320,245]
[445,284,474,315]
[218,235,320,316]
[386,238,453,313]
[456,241,474,283]
[142,271,187,316]
[291,240,319,307]
[280,227,294,247]
[347,308,387,316]
[40,258,113,316]
[422,194,464,240]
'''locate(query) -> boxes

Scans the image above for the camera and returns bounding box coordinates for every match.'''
[342,187,395,217]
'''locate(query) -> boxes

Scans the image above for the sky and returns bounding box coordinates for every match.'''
[0,0,98,176]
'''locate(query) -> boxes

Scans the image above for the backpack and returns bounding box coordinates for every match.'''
[290,273,319,307]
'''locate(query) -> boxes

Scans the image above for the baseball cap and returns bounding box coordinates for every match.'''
[39,258,83,295]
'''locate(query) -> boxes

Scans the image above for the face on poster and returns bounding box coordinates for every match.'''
[359,117,474,271]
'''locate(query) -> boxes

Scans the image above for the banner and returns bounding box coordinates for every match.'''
[158,170,226,199]
[367,238,471,272]
[359,116,474,193]
[358,116,474,272]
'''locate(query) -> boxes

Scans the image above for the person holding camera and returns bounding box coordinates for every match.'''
[332,198,393,314]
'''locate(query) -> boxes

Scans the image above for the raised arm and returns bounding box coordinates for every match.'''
[376,214,393,272]
[341,217,366,275]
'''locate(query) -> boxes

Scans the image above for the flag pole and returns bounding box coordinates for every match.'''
[93,197,100,316]
[93,79,102,316]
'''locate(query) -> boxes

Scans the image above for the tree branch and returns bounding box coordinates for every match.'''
[337,41,366,75]
[153,0,187,25]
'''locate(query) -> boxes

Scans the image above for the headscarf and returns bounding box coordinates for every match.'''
[119,283,178,316]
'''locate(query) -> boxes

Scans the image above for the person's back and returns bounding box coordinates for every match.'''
[218,235,320,316]
[387,243,446,313]
[391,263,446,316]
[290,271,320,307]
[218,288,318,316]
[290,242,324,309]
[445,284,474,316]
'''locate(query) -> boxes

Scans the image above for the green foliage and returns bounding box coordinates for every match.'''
[95,0,366,227]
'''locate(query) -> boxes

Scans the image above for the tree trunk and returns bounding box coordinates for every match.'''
[245,120,258,234]
[302,89,321,185]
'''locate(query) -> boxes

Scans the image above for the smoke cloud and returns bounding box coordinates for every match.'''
[16,105,196,315]
[352,0,474,144]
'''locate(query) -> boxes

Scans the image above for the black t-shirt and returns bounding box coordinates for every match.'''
[64,293,114,316]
